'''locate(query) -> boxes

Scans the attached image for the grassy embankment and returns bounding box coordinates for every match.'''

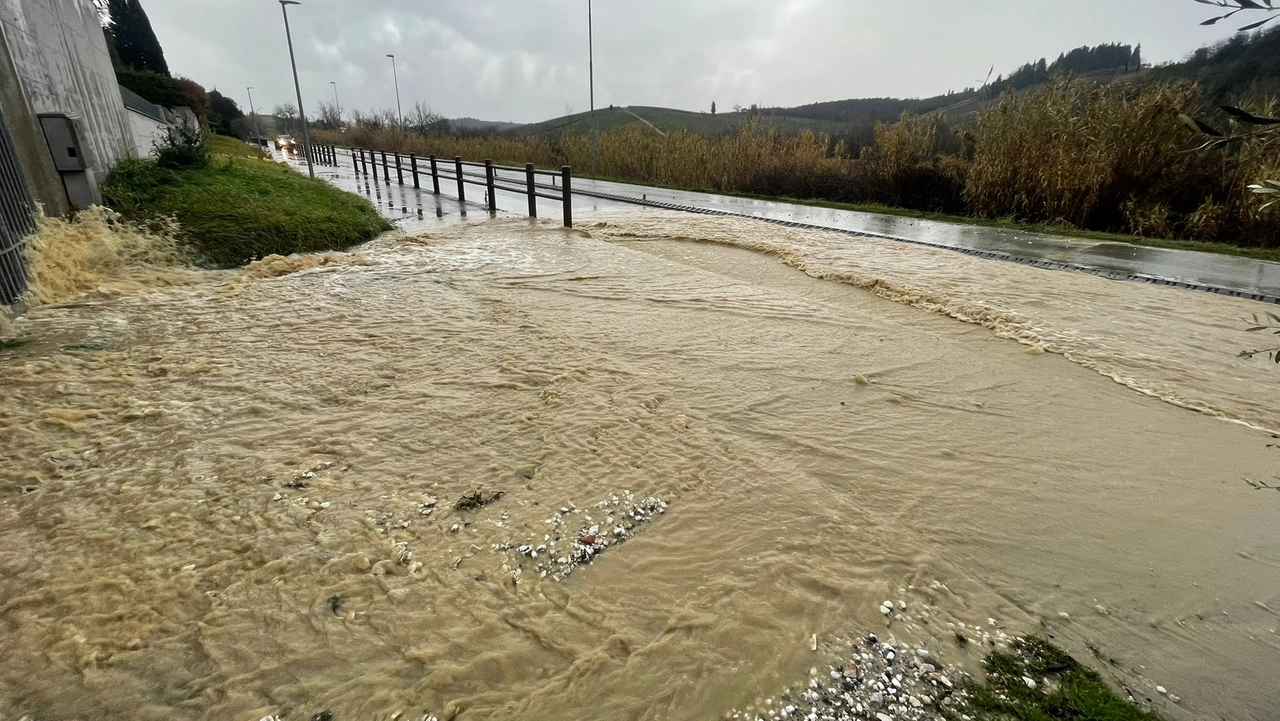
[103,134,390,268]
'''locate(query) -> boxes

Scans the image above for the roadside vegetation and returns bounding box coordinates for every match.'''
[314,29,1280,255]
[317,77,1278,252]
[102,132,390,267]
[205,133,269,159]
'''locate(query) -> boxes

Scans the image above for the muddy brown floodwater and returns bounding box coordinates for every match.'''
[1,210,1278,721]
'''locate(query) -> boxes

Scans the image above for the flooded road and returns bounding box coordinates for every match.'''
[1,210,1278,721]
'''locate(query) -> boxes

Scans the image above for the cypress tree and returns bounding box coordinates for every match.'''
[107,0,169,77]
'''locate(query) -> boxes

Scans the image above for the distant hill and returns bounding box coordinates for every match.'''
[508,105,854,139]
[1148,27,1280,105]
[488,31,1280,144]
[450,117,523,133]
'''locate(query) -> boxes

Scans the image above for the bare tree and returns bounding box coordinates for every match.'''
[375,107,400,129]
[315,101,343,131]
[274,102,298,133]
[1196,0,1280,31]
[408,101,449,136]
[352,109,385,130]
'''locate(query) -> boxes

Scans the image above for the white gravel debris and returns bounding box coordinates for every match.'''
[501,492,667,584]
[730,632,968,721]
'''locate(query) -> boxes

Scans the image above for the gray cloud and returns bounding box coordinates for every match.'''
[143,0,1245,124]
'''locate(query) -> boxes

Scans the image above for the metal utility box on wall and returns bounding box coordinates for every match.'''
[38,113,98,209]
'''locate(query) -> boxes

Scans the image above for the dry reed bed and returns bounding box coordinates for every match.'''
[314,79,1280,247]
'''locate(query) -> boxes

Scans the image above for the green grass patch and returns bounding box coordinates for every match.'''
[206,134,269,159]
[951,637,1164,721]
[102,155,391,268]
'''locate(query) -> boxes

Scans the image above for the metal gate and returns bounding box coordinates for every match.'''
[0,105,36,306]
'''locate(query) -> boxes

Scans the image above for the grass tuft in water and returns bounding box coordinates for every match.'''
[455,490,505,512]
[952,636,1164,721]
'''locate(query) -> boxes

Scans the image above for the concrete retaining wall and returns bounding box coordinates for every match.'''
[0,0,132,199]
[0,19,65,218]
[126,106,165,159]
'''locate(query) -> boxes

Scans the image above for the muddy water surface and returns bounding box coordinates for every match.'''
[1,213,1278,721]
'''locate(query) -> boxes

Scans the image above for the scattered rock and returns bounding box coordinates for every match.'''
[501,492,666,584]
[310,712,332,721]
[730,632,966,721]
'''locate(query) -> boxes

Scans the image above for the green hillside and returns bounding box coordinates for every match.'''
[510,105,853,138]
[504,31,1280,143]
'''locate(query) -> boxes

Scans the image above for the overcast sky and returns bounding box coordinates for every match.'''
[143,0,1248,124]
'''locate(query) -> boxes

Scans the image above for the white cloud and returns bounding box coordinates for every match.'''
[141,0,1247,124]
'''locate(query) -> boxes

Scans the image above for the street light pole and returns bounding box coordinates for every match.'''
[588,0,596,176]
[387,54,403,128]
[330,80,342,135]
[246,86,261,146]
[279,0,314,178]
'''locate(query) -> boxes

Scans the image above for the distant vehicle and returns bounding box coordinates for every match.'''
[275,134,296,152]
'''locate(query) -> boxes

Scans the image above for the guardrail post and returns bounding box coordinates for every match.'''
[351,148,359,174]
[526,163,537,218]
[429,155,440,194]
[371,150,380,182]
[485,160,496,213]
[454,156,466,206]
[395,153,404,185]
[381,152,390,184]
[361,149,369,176]
[561,166,572,228]
[410,154,420,189]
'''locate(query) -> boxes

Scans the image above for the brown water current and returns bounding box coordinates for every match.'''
[1,211,1278,721]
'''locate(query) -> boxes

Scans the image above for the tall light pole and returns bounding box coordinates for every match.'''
[279,0,314,178]
[330,80,342,135]
[386,54,403,128]
[246,86,261,146]
[588,0,597,175]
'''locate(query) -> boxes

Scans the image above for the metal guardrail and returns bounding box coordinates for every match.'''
[301,144,338,168]
[348,147,573,228]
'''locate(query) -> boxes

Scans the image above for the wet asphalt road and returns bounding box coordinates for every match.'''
[284,147,1280,304]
